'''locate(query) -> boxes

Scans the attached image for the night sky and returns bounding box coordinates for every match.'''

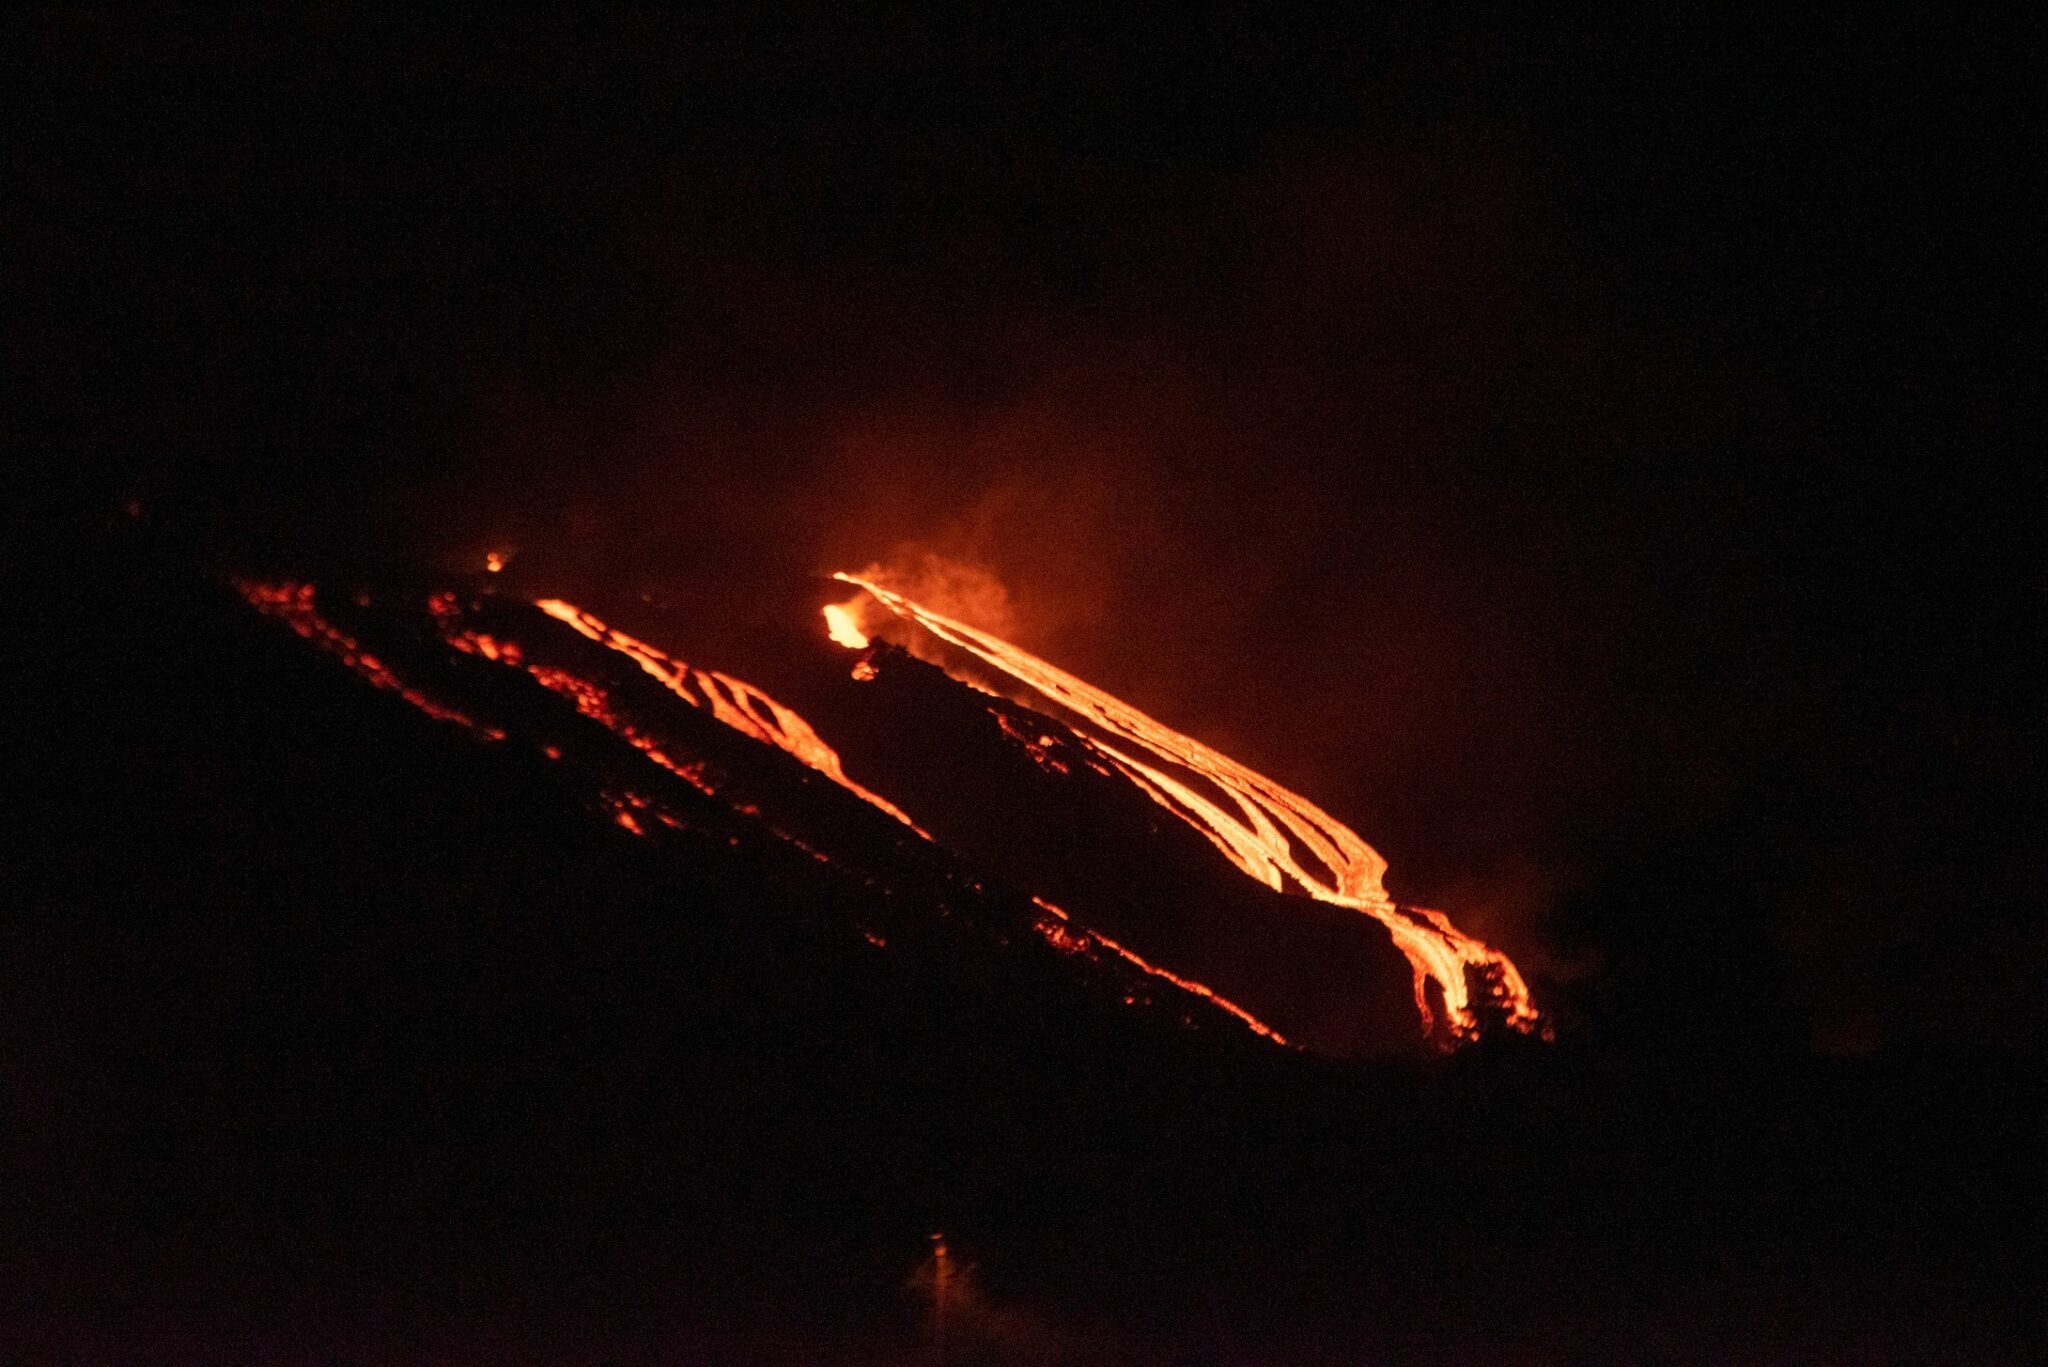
[8,10,2042,1358]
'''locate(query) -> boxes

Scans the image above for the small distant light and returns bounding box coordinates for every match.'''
[485,552,506,573]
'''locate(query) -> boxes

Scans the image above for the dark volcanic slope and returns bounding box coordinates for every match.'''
[222,576,1300,1053]
[799,638,1424,1056]
[8,537,2037,1363]
[224,569,1430,1055]
[10,543,1299,1265]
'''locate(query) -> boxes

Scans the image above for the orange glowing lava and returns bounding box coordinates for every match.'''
[1030,897,1288,1044]
[236,581,505,742]
[831,572,1540,1042]
[536,599,922,831]
[513,596,1284,1041]
[239,578,1291,1048]
[822,601,869,649]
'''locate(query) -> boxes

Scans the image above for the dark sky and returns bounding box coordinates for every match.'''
[12,11,2040,1052]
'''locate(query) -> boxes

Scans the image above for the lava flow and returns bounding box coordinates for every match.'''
[236,581,505,742]
[234,576,1293,1048]
[531,598,922,831]
[523,597,1292,1042]
[831,573,1540,1042]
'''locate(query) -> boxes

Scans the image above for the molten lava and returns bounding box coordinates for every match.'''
[823,601,869,649]
[235,577,1325,1050]
[1029,896,1287,1044]
[236,581,505,742]
[535,598,921,831]
[831,572,1540,1042]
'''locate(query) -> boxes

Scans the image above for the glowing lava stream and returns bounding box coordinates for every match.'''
[237,579,1292,1047]
[533,599,924,832]
[237,581,506,742]
[532,599,1288,1041]
[831,573,1540,1041]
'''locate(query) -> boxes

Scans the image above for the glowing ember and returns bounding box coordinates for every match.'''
[832,572,1540,1042]
[484,551,507,573]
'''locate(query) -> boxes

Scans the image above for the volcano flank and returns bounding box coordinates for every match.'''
[227,568,1520,1057]
[9,530,2034,1363]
